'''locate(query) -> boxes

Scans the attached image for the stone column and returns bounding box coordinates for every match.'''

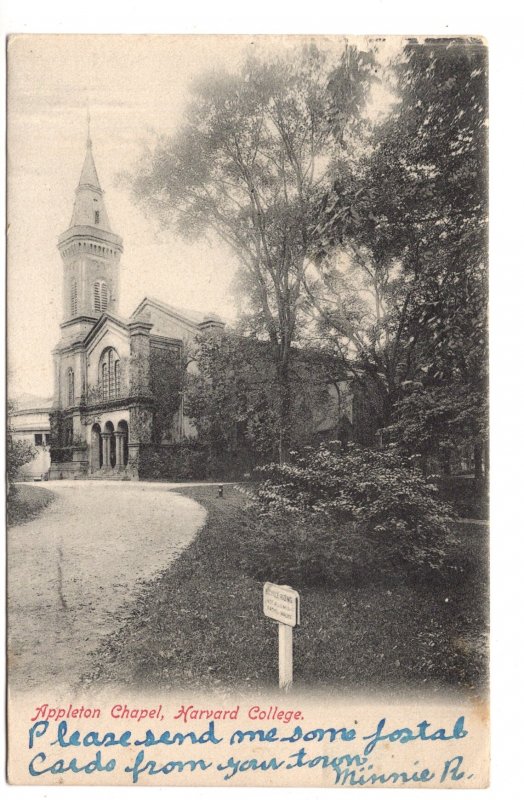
[114,432,124,468]
[126,443,140,480]
[101,433,111,468]
[129,320,153,397]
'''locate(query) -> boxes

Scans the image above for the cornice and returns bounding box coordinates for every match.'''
[58,226,123,251]
[58,394,156,417]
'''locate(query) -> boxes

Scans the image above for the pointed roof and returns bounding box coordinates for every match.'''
[66,133,115,234]
[58,115,123,252]
[83,310,139,349]
[78,138,101,191]
[131,296,225,337]
[132,296,214,326]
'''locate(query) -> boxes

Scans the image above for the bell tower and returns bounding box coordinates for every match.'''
[57,120,123,343]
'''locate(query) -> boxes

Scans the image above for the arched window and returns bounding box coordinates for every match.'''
[70,279,77,315]
[108,349,115,397]
[114,360,121,397]
[93,280,109,313]
[99,347,121,400]
[67,368,75,406]
[101,362,108,399]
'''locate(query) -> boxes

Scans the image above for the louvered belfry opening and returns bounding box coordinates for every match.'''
[93,280,108,313]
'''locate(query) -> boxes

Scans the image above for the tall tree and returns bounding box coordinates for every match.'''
[305,38,488,475]
[127,42,376,461]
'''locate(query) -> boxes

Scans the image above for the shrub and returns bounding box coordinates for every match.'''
[431,475,488,520]
[7,434,37,488]
[238,512,371,587]
[138,441,209,481]
[241,443,457,585]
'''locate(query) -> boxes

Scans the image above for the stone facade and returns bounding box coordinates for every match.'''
[8,395,53,480]
[49,135,224,480]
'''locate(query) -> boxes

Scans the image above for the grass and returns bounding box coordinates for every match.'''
[7,484,56,527]
[82,485,488,697]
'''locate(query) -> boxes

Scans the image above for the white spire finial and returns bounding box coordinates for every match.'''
[86,102,92,149]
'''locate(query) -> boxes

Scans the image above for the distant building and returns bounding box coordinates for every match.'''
[8,394,53,479]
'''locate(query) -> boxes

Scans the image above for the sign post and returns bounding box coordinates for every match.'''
[263,582,300,691]
[278,622,293,690]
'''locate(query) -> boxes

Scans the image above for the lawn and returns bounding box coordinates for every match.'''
[83,485,488,697]
[7,484,56,527]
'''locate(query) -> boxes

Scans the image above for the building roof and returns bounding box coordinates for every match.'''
[78,139,101,191]
[132,296,223,327]
[9,393,53,413]
[83,310,137,348]
[66,136,114,234]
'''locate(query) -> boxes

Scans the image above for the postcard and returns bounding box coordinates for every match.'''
[6,33,489,787]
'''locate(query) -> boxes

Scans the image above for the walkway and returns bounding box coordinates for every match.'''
[7,480,207,691]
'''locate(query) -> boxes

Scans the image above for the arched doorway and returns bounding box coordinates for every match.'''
[91,424,102,471]
[104,421,116,469]
[117,421,129,468]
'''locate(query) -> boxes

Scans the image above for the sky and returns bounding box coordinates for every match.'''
[7,34,397,399]
[8,36,243,398]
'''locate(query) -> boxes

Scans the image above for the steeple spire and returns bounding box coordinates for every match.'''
[68,115,113,230]
[77,118,101,193]
[86,104,92,149]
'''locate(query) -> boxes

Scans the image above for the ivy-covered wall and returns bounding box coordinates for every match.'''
[129,323,152,396]
[150,341,183,444]
[129,406,153,444]
[136,441,254,481]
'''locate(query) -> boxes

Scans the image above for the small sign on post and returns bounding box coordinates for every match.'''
[263,582,300,691]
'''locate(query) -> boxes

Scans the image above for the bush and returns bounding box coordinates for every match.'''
[241,443,458,585]
[7,434,37,487]
[138,441,209,481]
[238,512,371,587]
[431,475,488,520]
[50,444,87,463]
[7,484,55,527]
[138,441,256,481]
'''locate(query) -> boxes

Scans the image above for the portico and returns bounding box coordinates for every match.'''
[89,414,130,474]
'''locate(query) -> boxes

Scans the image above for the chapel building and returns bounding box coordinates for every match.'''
[49,133,224,479]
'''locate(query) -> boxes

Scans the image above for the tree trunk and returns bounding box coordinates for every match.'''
[441,447,452,476]
[474,441,484,483]
[277,360,292,465]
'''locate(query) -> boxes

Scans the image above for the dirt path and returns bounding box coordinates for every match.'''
[7,480,207,692]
